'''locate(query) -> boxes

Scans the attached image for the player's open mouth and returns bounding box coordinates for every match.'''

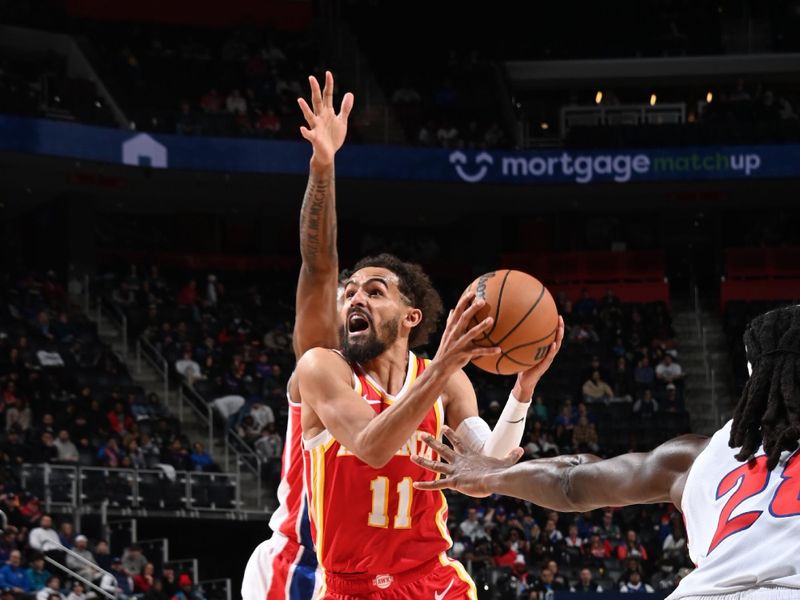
[347,312,371,334]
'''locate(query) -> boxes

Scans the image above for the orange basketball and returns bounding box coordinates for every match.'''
[464,270,559,375]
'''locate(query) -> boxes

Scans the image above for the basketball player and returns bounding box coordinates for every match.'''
[294,256,565,599]
[241,70,352,600]
[414,304,800,599]
[242,71,559,599]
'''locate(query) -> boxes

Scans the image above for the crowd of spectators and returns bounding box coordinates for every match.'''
[0,269,224,511]
[0,504,205,600]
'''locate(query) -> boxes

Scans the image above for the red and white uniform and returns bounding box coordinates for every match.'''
[242,384,320,600]
[303,351,476,599]
[671,420,800,599]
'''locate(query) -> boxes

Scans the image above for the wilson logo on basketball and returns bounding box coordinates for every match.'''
[449,150,494,183]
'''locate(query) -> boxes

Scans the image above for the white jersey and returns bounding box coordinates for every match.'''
[670,420,800,599]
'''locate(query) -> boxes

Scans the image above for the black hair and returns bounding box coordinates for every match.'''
[730,304,800,469]
[344,253,443,348]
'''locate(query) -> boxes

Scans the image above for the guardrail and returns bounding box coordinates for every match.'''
[97,295,128,360]
[45,556,115,600]
[137,335,169,404]
[19,463,240,512]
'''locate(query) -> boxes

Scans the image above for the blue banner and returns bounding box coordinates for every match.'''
[1,113,799,185]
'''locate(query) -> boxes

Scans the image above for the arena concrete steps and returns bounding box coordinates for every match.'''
[671,300,736,436]
[93,312,266,513]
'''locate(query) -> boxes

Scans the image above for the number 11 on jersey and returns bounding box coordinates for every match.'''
[368,477,413,529]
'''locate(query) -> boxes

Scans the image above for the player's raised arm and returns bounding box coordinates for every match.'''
[298,292,501,468]
[445,316,565,459]
[413,426,708,510]
[293,71,354,359]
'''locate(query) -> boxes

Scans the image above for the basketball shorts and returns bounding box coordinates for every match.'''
[242,533,320,600]
[316,553,477,599]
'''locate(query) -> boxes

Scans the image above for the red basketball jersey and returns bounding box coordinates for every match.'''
[302,351,456,582]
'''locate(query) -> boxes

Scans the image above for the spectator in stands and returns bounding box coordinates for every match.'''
[107,403,133,436]
[175,350,202,385]
[110,557,133,597]
[122,544,147,577]
[612,356,634,401]
[134,562,156,594]
[36,576,63,600]
[96,438,125,467]
[662,517,688,563]
[531,567,567,596]
[3,430,26,465]
[553,404,575,450]
[582,371,614,404]
[572,567,604,592]
[435,120,459,148]
[125,439,146,469]
[492,540,517,568]
[619,568,655,593]
[254,109,281,137]
[633,389,659,419]
[199,89,222,113]
[225,89,247,115]
[237,415,261,444]
[25,554,49,592]
[655,354,684,386]
[66,582,86,600]
[57,522,74,548]
[30,432,58,463]
[189,443,216,472]
[29,515,60,553]
[139,433,161,469]
[572,416,600,453]
[93,540,112,574]
[483,122,505,148]
[53,430,78,463]
[617,530,649,564]
[164,440,190,471]
[633,356,656,390]
[1,550,30,594]
[66,535,97,582]
[459,507,489,543]
[171,574,205,600]
[143,578,168,600]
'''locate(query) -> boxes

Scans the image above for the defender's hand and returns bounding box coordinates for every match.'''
[297,70,354,167]
[412,426,523,497]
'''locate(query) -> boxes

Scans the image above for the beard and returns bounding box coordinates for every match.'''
[341,317,400,364]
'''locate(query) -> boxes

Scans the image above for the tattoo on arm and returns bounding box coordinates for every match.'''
[300,175,336,265]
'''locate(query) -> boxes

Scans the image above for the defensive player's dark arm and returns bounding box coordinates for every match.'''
[484,435,708,511]
[293,162,339,359]
[298,348,452,469]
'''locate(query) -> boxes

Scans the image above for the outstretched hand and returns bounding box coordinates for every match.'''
[297,70,354,167]
[412,426,524,498]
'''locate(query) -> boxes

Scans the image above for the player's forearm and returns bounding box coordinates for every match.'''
[299,162,337,271]
[356,362,451,468]
[484,454,602,511]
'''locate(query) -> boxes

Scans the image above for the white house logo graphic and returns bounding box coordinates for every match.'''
[122,133,168,168]
[449,151,494,183]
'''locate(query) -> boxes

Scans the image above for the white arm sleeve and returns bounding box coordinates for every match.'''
[483,392,529,458]
[455,416,491,453]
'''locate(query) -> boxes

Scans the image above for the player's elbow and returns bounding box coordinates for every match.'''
[352,435,393,469]
[559,463,593,513]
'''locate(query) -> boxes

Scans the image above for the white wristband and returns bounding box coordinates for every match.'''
[482,391,529,459]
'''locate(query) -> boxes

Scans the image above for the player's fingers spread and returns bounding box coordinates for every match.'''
[503,447,524,466]
[299,126,313,141]
[323,70,334,107]
[456,298,487,331]
[442,426,467,454]
[411,455,452,474]
[339,92,354,119]
[297,98,315,127]
[421,434,455,462]
[451,291,476,322]
[468,346,502,359]
[309,75,323,111]
[413,479,449,491]
[463,316,494,341]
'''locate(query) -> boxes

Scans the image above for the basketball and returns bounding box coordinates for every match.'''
[465,270,559,375]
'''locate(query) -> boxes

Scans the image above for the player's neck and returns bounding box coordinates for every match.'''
[360,343,410,396]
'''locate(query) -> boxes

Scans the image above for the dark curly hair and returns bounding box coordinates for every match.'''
[342,253,443,348]
[730,304,800,469]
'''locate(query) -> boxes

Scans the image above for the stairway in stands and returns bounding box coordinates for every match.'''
[91,303,264,513]
[671,295,736,436]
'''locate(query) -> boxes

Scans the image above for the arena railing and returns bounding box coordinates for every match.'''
[96,295,128,361]
[559,102,686,137]
[178,383,263,508]
[137,334,170,405]
[19,463,242,513]
[198,578,232,600]
[47,540,117,599]
[44,556,116,600]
